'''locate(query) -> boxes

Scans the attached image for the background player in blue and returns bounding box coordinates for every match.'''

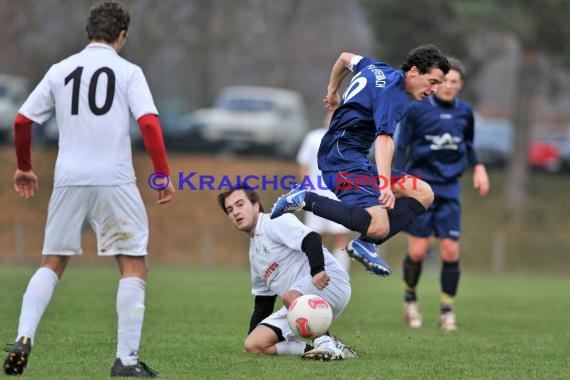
[393,57,490,331]
[271,45,450,277]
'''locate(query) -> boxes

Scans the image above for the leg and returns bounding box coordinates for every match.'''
[114,255,149,365]
[244,325,285,355]
[404,236,430,302]
[402,236,429,328]
[331,233,351,273]
[245,307,307,356]
[434,197,461,331]
[439,238,461,317]
[4,256,69,375]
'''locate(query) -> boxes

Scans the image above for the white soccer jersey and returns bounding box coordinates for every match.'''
[19,43,158,186]
[249,213,346,298]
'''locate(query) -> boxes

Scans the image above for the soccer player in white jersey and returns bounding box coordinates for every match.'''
[3,1,174,377]
[218,186,356,361]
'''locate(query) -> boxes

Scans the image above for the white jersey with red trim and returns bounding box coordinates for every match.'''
[19,43,158,186]
[249,213,347,298]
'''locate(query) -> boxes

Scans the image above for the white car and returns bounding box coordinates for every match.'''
[194,86,308,157]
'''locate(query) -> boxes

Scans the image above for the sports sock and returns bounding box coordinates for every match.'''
[304,192,371,235]
[17,267,59,342]
[116,277,146,366]
[403,254,422,302]
[332,248,351,273]
[440,260,460,313]
[275,340,308,356]
[373,197,426,245]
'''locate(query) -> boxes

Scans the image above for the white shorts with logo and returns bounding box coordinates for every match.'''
[260,267,351,340]
[42,184,148,256]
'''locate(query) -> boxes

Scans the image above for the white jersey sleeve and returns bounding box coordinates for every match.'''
[19,67,56,124]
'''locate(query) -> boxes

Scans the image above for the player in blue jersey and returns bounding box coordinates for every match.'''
[270,45,450,277]
[393,57,489,331]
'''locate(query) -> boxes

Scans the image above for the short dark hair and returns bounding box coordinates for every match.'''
[217,185,265,214]
[86,1,130,43]
[400,44,450,75]
[447,57,466,80]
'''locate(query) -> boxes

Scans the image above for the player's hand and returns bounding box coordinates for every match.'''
[473,165,490,197]
[312,271,330,290]
[323,93,340,111]
[157,178,175,204]
[14,169,39,199]
[379,189,395,210]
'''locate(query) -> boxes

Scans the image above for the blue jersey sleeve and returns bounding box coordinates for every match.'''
[465,109,480,166]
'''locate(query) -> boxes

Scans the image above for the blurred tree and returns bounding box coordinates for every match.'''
[361,0,570,221]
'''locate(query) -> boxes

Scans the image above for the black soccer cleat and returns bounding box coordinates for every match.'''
[110,358,159,378]
[3,336,32,376]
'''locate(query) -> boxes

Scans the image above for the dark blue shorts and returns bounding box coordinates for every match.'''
[405,196,461,240]
[322,164,408,208]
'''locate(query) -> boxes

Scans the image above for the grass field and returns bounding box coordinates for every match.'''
[1,265,568,379]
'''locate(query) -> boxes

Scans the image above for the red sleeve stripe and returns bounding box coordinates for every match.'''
[137,114,170,176]
[14,113,33,171]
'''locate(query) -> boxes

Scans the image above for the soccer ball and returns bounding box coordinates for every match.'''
[287,294,333,338]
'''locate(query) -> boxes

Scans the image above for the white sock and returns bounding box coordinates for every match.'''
[275,339,307,356]
[333,248,351,273]
[116,277,146,365]
[17,267,59,343]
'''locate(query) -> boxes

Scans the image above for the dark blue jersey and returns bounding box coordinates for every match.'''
[394,95,480,199]
[318,56,410,172]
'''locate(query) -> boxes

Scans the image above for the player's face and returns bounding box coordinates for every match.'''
[224,190,260,236]
[436,69,463,102]
[406,66,446,101]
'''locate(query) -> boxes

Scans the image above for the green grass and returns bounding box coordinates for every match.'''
[1,265,568,379]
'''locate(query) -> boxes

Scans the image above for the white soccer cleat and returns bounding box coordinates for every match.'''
[302,335,344,361]
[404,302,423,328]
[438,311,458,332]
[331,336,357,359]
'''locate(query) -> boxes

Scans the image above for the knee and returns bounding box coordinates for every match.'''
[243,337,265,355]
[440,240,459,262]
[417,183,434,208]
[366,221,389,239]
[408,249,426,262]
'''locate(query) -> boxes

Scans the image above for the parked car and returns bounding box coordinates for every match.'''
[160,112,206,152]
[193,86,308,157]
[528,132,562,173]
[0,74,29,143]
[474,116,514,167]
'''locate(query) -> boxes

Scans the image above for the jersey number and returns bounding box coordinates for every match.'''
[343,75,367,103]
[64,67,115,115]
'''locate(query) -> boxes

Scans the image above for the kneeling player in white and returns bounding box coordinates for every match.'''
[218,186,356,361]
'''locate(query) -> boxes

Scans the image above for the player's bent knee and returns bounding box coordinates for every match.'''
[413,181,434,208]
[243,338,267,355]
[366,223,389,239]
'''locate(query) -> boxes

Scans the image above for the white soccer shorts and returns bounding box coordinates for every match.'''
[42,184,149,256]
